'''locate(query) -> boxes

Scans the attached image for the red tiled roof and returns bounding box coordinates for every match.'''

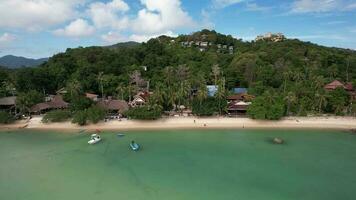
[345,82,354,91]
[227,94,255,101]
[324,80,345,90]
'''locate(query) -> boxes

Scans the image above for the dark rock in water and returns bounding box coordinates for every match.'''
[350,129,356,135]
[273,137,284,144]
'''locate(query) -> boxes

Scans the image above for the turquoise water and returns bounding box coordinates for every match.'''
[1,129,356,200]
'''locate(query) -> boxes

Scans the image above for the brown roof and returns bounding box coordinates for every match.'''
[324,80,346,90]
[135,91,150,101]
[30,95,68,113]
[227,94,255,101]
[86,93,98,99]
[97,99,129,113]
[30,103,51,113]
[0,96,16,106]
[227,101,251,111]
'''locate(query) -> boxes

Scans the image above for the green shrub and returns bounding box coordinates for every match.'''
[72,110,87,126]
[192,97,225,116]
[70,96,93,112]
[125,105,162,120]
[247,95,285,120]
[86,106,106,124]
[42,110,72,123]
[0,111,13,124]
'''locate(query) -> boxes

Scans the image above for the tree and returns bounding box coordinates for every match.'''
[248,93,285,120]
[72,110,87,126]
[0,111,13,124]
[97,72,104,98]
[211,64,220,85]
[86,106,106,124]
[125,105,162,120]
[327,88,349,115]
[42,110,72,123]
[315,91,328,113]
[16,90,44,114]
[284,91,297,115]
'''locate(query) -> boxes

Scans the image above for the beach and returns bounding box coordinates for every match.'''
[2,116,354,131]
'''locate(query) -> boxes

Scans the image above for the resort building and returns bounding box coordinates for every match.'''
[0,96,17,114]
[85,93,99,102]
[130,91,151,107]
[324,80,356,100]
[255,32,285,42]
[227,93,255,115]
[30,95,69,114]
[97,98,129,114]
[207,85,218,97]
[232,87,248,94]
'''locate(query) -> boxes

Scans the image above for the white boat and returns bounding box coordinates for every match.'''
[88,134,101,144]
[130,141,140,151]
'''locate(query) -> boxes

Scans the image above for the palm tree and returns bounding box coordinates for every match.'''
[313,75,325,91]
[116,84,125,100]
[211,64,220,85]
[216,77,226,115]
[67,79,81,98]
[315,92,328,113]
[284,91,297,115]
[197,84,208,106]
[97,72,104,98]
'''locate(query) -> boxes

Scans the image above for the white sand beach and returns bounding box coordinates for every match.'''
[6,116,353,131]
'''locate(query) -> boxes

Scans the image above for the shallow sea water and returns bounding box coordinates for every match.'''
[1,129,356,200]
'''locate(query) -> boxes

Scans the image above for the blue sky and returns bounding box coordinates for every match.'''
[0,0,356,58]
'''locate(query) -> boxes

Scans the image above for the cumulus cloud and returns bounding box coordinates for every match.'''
[0,0,83,31]
[212,0,245,9]
[132,0,194,34]
[129,31,177,43]
[290,0,356,13]
[0,33,16,43]
[101,31,127,43]
[53,19,95,37]
[88,0,129,30]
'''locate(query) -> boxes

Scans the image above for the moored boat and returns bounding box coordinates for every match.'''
[88,134,101,144]
[130,141,140,151]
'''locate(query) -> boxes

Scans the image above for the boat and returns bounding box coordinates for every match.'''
[88,134,101,144]
[117,133,125,137]
[130,141,140,151]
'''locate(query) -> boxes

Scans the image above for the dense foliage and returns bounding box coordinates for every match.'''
[1,29,356,119]
[192,97,226,116]
[42,110,72,123]
[0,111,13,124]
[86,106,106,123]
[247,92,285,120]
[72,110,87,126]
[125,105,162,120]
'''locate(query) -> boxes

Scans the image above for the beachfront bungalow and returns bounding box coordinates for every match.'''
[0,96,17,114]
[30,95,69,114]
[232,87,248,94]
[227,93,255,115]
[207,85,218,97]
[324,80,356,100]
[130,91,150,107]
[324,80,346,91]
[97,98,129,114]
[85,93,99,102]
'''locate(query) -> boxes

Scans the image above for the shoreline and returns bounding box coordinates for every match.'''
[1,116,356,132]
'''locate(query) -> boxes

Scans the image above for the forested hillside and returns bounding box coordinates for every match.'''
[1,30,356,118]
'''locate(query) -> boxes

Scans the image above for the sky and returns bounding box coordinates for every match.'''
[0,0,356,58]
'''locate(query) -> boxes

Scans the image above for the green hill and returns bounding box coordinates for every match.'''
[2,30,356,117]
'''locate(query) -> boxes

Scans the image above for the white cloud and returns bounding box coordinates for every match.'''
[101,31,127,44]
[0,33,16,43]
[132,0,194,34]
[290,0,356,13]
[245,2,272,11]
[0,0,84,31]
[129,31,177,43]
[88,0,129,30]
[212,0,245,8]
[53,19,95,37]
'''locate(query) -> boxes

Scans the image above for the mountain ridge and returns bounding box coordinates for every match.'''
[0,55,48,68]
